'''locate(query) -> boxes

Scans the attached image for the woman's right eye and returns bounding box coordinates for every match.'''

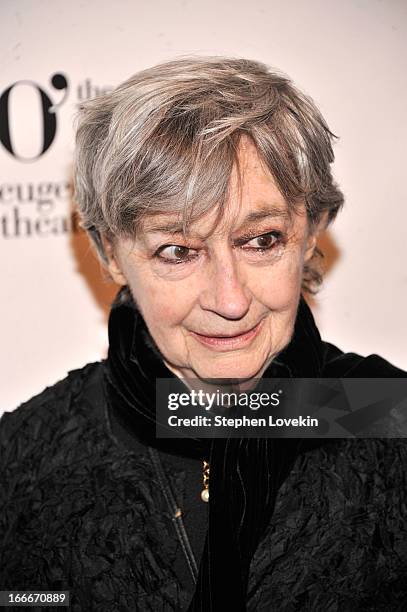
[156,245,199,263]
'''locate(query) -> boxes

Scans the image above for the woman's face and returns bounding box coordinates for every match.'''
[108,139,319,382]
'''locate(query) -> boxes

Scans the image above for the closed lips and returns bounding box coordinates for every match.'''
[194,324,260,338]
[189,319,264,348]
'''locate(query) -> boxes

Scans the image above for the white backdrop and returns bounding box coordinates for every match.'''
[1,0,406,414]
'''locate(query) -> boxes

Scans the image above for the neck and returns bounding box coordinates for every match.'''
[163,357,273,396]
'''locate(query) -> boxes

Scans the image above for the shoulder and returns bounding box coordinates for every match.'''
[318,342,407,437]
[321,341,407,377]
[0,362,106,466]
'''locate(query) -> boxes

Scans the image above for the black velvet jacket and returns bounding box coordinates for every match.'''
[1,298,407,611]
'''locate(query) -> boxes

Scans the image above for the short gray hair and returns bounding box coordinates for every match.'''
[74,56,344,292]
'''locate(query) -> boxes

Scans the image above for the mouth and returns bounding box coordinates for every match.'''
[189,319,264,350]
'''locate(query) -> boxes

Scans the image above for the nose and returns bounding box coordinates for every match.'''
[199,248,251,320]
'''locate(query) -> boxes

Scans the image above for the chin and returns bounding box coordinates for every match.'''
[194,360,264,383]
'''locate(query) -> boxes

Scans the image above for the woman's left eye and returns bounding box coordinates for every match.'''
[242,231,282,250]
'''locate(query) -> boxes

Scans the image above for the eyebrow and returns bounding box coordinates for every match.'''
[143,204,291,236]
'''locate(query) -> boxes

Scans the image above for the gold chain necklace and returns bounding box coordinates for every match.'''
[201,460,210,502]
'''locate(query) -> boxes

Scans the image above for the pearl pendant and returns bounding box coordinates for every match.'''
[201,488,209,503]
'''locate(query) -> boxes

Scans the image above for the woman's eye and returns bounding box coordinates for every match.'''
[243,232,281,250]
[156,245,198,263]
[154,231,282,264]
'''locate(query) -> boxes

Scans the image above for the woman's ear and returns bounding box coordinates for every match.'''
[101,235,127,286]
[304,211,329,263]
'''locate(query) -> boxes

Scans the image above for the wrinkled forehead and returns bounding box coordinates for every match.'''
[138,139,300,239]
[140,200,294,241]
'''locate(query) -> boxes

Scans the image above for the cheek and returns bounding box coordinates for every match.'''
[250,250,304,308]
[126,266,196,328]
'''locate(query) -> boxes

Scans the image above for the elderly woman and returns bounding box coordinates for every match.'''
[1,57,406,612]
